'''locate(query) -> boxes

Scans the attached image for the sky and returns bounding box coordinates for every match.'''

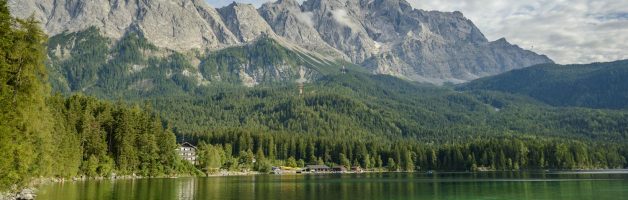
[206,0,628,64]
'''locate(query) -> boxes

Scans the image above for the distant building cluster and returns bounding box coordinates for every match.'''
[272,164,363,174]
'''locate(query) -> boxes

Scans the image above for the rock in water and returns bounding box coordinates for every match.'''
[17,189,35,200]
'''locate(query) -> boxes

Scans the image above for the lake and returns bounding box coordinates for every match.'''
[36,171,628,200]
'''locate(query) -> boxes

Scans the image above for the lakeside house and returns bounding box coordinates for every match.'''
[306,165,331,173]
[332,165,347,173]
[351,166,363,173]
[177,142,197,165]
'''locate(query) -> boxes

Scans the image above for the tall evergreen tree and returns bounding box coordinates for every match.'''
[0,3,52,188]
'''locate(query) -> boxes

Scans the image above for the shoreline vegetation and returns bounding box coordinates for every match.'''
[1,1,628,200]
[3,169,628,200]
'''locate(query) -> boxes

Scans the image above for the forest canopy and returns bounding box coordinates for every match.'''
[1,0,627,192]
[0,1,193,189]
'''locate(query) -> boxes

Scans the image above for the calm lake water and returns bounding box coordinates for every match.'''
[36,171,628,200]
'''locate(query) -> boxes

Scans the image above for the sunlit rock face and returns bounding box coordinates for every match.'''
[297,0,552,83]
[10,0,241,50]
[11,0,552,84]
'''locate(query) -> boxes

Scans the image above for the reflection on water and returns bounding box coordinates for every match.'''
[36,172,628,200]
[177,178,195,200]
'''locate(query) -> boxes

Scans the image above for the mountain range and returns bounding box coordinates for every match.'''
[10,0,552,89]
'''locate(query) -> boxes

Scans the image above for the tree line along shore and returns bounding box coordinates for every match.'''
[1,0,627,196]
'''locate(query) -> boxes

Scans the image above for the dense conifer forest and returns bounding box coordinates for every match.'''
[156,76,628,175]
[1,0,627,192]
[460,60,628,109]
[0,1,194,190]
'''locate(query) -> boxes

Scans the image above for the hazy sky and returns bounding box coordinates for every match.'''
[206,0,628,64]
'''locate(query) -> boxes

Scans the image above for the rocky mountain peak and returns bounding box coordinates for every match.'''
[491,38,512,46]
[218,2,277,43]
[273,0,302,8]
[259,0,348,59]
[9,0,242,50]
[365,0,413,11]
[10,0,553,84]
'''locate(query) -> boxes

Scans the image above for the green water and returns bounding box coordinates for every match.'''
[36,172,628,200]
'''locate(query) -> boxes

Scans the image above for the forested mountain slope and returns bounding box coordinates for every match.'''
[459,60,628,109]
[46,28,351,96]
[147,72,628,142]
[2,0,628,194]
[147,72,628,173]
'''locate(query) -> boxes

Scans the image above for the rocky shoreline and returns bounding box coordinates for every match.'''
[0,171,250,200]
[0,177,74,200]
[0,188,36,200]
[0,174,169,200]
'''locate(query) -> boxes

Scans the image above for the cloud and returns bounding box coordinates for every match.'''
[407,0,628,64]
[295,11,314,27]
[205,0,628,64]
[331,9,359,29]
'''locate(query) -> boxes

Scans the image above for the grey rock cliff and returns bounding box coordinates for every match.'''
[9,0,241,50]
[295,0,553,83]
[10,0,553,84]
[258,0,347,59]
[218,2,277,43]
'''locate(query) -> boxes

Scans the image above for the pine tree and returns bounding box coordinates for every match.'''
[340,153,351,169]
[267,138,276,160]
[387,158,397,172]
[0,6,52,188]
[157,126,178,174]
[403,151,414,171]
[113,109,139,174]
